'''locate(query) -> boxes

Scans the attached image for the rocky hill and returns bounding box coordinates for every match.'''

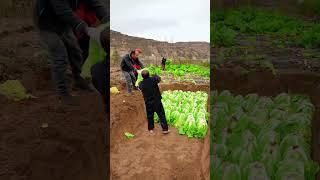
[110,30,210,65]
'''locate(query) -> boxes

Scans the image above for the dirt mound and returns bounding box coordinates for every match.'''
[213,67,320,179]
[0,18,108,180]
[0,92,107,180]
[110,82,210,179]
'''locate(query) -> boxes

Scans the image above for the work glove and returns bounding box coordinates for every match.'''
[74,22,89,38]
[87,22,109,51]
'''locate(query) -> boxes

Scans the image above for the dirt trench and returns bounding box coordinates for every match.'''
[110,82,210,180]
[213,67,320,179]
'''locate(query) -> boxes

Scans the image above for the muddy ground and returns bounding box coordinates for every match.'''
[110,67,210,180]
[0,18,108,180]
[212,65,320,179]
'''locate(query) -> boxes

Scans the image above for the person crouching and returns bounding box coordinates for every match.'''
[138,70,170,134]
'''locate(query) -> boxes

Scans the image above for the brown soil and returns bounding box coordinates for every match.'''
[213,66,320,179]
[0,18,107,180]
[110,70,210,180]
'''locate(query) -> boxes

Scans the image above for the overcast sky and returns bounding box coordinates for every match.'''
[110,0,210,43]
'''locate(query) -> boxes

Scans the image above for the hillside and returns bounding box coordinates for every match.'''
[110,30,210,65]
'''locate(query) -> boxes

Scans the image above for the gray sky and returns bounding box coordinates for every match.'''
[110,0,210,43]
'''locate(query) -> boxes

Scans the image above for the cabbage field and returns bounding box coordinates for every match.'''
[211,90,320,179]
[148,61,210,78]
[154,90,209,138]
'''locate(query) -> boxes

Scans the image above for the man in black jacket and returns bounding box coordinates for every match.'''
[120,49,144,95]
[33,0,108,105]
[138,70,169,134]
[161,57,167,70]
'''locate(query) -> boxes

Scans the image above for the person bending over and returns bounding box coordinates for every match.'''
[120,49,143,95]
[34,0,108,105]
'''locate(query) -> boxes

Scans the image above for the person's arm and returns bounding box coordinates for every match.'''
[152,75,161,84]
[137,59,144,69]
[138,81,143,90]
[86,0,109,23]
[49,0,86,32]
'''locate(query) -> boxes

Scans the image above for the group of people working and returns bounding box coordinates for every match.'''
[120,50,169,134]
[33,0,169,134]
[34,0,108,106]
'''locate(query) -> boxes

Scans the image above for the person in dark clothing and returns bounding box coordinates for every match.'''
[120,49,144,95]
[161,57,167,70]
[33,0,108,105]
[89,23,109,179]
[138,70,170,134]
[75,3,99,61]
[91,59,107,107]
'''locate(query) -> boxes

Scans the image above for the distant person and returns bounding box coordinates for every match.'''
[33,0,108,105]
[161,57,167,70]
[120,49,144,95]
[138,70,170,134]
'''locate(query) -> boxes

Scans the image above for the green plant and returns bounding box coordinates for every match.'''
[211,91,320,179]
[211,8,320,48]
[260,60,277,75]
[111,50,121,65]
[155,90,209,138]
[81,39,106,78]
[148,63,210,78]
[211,23,237,47]
[0,80,31,101]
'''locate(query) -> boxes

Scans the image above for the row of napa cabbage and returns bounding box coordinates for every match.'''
[211,90,319,180]
[155,90,209,138]
[148,62,210,78]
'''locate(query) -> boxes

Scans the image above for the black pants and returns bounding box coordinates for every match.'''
[78,34,90,63]
[145,101,168,131]
[39,28,84,96]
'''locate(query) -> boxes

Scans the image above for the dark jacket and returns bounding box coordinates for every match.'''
[34,0,108,33]
[161,58,166,65]
[138,75,162,104]
[120,53,144,72]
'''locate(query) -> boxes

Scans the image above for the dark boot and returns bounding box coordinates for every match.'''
[74,76,95,92]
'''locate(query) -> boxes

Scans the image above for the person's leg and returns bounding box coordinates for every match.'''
[62,29,92,91]
[61,29,83,78]
[129,71,137,89]
[122,71,133,94]
[78,34,90,65]
[145,103,155,131]
[155,102,169,131]
[39,30,69,96]
[91,60,107,96]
